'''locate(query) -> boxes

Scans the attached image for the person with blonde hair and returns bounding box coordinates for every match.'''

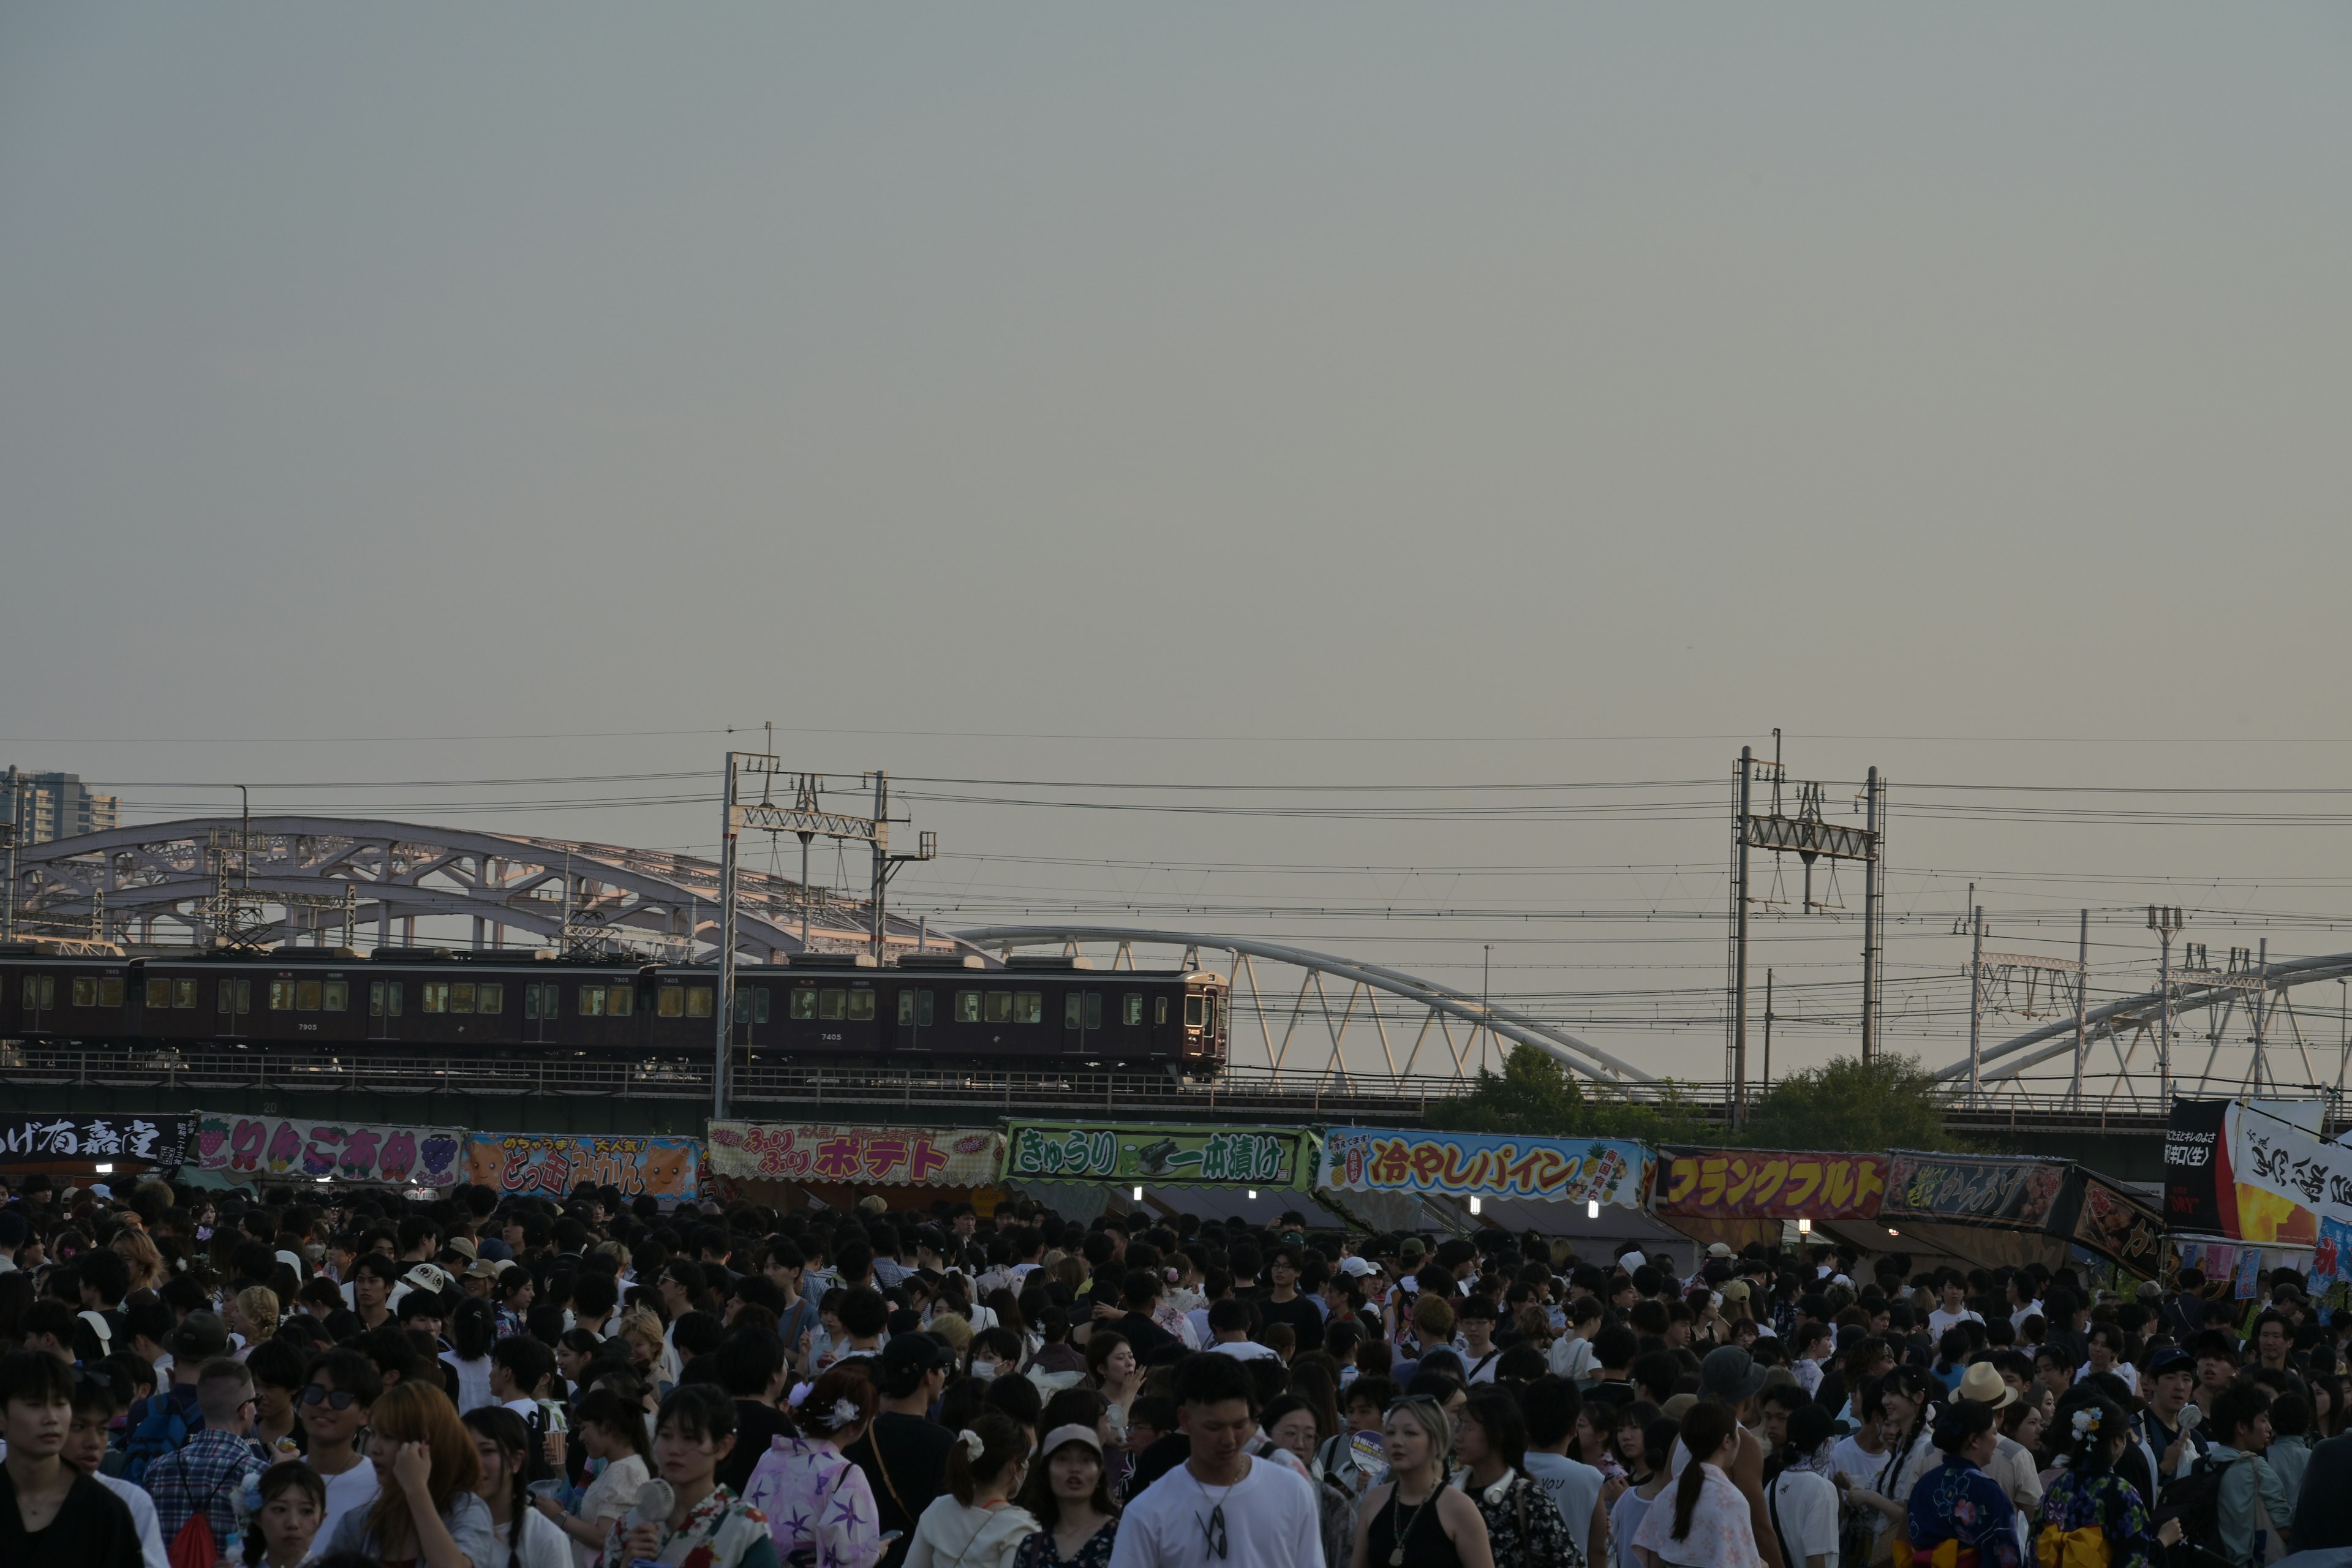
[317,1379,499,1568]
[230,1285,280,1360]
[1352,1394,1495,1568]
[614,1307,668,1383]
[111,1228,165,1294]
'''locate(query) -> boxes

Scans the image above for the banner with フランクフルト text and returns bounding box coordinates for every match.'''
[1000,1121,1312,1190]
[466,1132,701,1204]
[706,1122,1001,1188]
[1318,1127,1648,1208]
[195,1112,466,1187]
[1652,1148,1887,1220]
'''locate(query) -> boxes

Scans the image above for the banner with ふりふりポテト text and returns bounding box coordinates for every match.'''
[1319,1127,1648,1208]
[706,1121,1000,1188]
[194,1112,463,1186]
[466,1132,701,1204]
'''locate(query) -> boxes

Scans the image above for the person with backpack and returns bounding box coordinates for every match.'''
[119,1311,232,1487]
[2034,1396,2177,1568]
[2200,1381,2291,1567]
[138,1358,268,1565]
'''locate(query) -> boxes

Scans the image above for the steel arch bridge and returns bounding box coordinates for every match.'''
[952,925,1656,1087]
[10,815,970,962]
[1940,949,2352,1112]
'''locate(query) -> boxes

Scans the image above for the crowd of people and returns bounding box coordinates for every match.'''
[2,1169,2350,1568]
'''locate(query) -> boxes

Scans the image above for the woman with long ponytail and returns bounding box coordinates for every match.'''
[1630,1402,1765,1568]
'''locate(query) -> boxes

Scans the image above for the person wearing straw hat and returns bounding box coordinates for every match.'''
[1954,1363,2040,1531]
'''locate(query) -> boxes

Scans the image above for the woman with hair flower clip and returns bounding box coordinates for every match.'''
[2033,1397,2180,1568]
[744,1363,888,1568]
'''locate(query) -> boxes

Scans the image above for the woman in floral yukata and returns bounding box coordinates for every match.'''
[742,1364,886,1568]
[2032,1398,2181,1568]
[604,1385,782,1568]
[1904,1401,2019,1568]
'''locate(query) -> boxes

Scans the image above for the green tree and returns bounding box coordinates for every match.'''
[1429,1044,1707,1144]
[1740,1053,1963,1151]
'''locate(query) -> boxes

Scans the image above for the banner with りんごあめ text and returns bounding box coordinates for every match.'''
[706,1122,1001,1188]
[1318,1128,1648,1208]
[466,1133,701,1204]
[195,1112,464,1186]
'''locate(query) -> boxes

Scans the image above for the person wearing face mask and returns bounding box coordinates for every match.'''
[968,1330,1023,1385]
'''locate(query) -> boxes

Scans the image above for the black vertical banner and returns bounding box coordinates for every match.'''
[2166,1098,2229,1236]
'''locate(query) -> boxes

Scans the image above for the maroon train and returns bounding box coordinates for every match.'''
[0,945,1230,1077]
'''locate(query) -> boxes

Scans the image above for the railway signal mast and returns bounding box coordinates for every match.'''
[1725,734,1885,1125]
[714,748,936,1118]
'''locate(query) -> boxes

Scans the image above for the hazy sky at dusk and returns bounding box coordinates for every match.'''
[4,7,2348,1082]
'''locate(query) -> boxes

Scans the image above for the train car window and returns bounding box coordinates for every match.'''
[266,979,293,1011]
[1064,992,1082,1028]
[818,990,846,1020]
[175,978,197,1009]
[220,980,236,1013]
[956,991,981,1023]
[72,978,96,1007]
[379,981,401,1017]
[1218,995,1229,1039]
[735,988,769,1024]
[421,983,449,1014]
[1084,992,1102,1030]
[579,986,607,1017]
[28,976,54,1008]
[897,990,915,1025]
[657,986,684,1018]
[1014,992,1042,1025]
[845,989,873,1022]
[525,984,541,1020]
[984,992,1012,1024]
[237,979,252,1012]
[756,988,771,1023]
[1123,994,1144,1027]
[99,978,124,1008]
[688,986,715,1018]
[450,982,477,1014]
[296,981,322,1011]
[371,981,385,1016]
[1156,997,1167,1025]
[608,985,633,1017]
[791,989,818,1020]
[1185,995,1205,1027]
[918,990,934,1027]
[146,978,170,1008]
[475,983,502,1014]
[324,981,349,1012]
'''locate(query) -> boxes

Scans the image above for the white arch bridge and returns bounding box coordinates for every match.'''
[7,818,1656,1093]
[1942,948,2352,1115]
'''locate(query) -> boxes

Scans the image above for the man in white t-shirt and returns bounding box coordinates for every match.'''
[1767,1408,1842,1568]
[1110,1354,1322,1568]
[1205,1298,1279,1362]
[1924,1274,1983,1342]
[1523,1376,1610,1567]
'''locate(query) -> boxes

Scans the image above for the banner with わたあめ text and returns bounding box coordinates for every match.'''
[1652,1148,1887,1220]
[1001,1122,1311,1189]
[195,1113,465,1187]
[706,1122,1001,1188]
[466,1133,701,1204]
[1318,1128,1648,1208]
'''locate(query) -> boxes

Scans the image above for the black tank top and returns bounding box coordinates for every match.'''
[1368,1487,1463,1568]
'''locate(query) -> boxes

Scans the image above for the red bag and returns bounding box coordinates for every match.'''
[167,1507,222,1568]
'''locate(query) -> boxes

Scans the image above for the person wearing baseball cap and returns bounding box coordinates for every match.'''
[2141,1348,2208,1475]
[1022,1423,1117,1567]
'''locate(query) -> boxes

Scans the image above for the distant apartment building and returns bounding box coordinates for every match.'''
[3,768,119,843]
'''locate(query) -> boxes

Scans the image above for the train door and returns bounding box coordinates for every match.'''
[368,978,404,1042]
[895,986,934,1055]
[731,983,769,1063]
[1062,988,1102,1057]
[521,980,559,1045]
[216,974,254,1041]
[21,972,55,1033]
